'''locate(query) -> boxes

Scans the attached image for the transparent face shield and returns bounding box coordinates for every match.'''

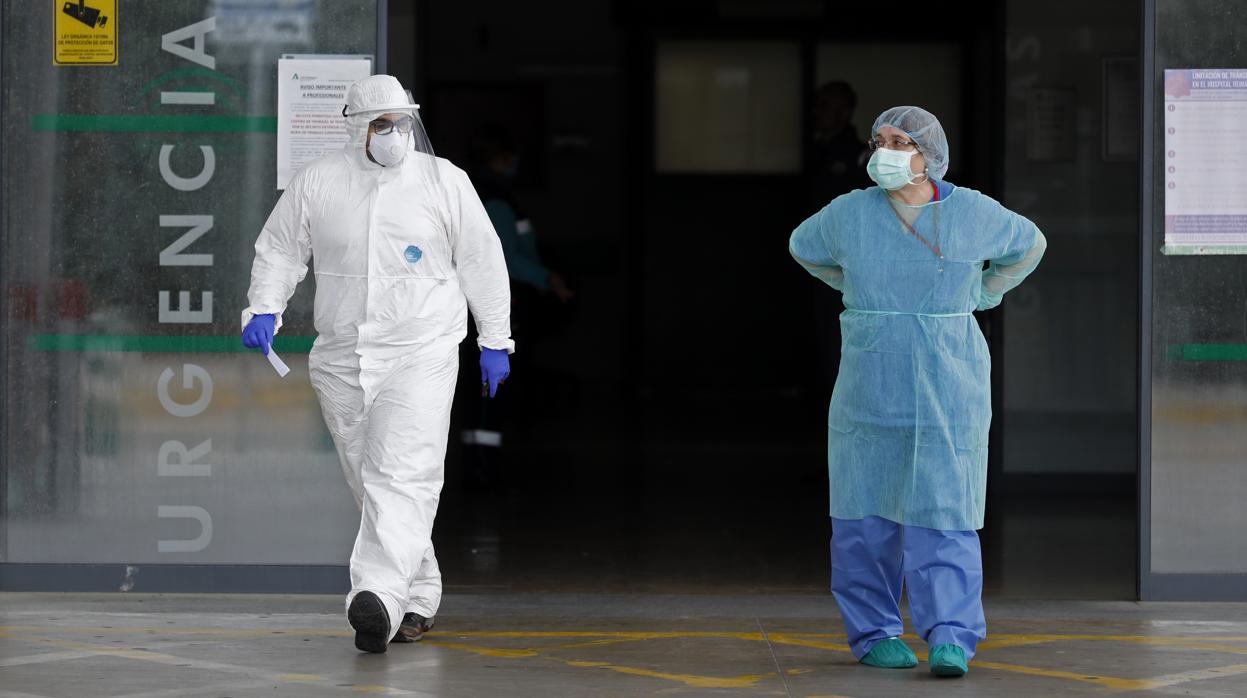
[342,105,451,230]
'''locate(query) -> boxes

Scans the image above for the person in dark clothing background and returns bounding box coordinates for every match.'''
[459,123,577,488]
[469,123,576,304]
[809,81,872,204]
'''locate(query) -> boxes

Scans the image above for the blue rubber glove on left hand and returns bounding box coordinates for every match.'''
[241,314,276,355]
[480,348,511,398]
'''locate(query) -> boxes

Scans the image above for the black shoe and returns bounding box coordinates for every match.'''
[348,591,391,654]
[391,613,435,643]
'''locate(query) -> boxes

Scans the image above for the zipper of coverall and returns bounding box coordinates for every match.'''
[364,171,381,344]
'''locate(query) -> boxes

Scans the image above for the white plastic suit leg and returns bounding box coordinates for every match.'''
[310,341,458,630]
[407,548,442,618]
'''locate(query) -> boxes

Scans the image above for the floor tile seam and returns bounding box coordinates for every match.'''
[757,618,794,698]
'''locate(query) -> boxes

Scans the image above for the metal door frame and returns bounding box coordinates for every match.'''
[1138,0,1247,602]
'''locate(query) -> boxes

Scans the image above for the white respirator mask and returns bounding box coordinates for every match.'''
[368,131,409,167]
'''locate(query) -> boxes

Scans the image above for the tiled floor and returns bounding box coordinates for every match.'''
[4,593,1247,697]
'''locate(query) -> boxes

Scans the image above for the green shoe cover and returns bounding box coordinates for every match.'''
[928,643,969,677]
[860,637,918,669]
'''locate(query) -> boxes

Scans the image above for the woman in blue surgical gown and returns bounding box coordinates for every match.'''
[789,106,1046,677]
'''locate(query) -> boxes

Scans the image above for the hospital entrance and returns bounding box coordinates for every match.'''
[4,1,1247,695]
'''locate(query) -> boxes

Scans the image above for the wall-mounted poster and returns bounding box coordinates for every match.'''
[1163,69,1247,255]
[277,55,372,189]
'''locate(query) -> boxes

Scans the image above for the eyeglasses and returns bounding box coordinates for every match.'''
[369,116,415,135]
[868,136,920,152]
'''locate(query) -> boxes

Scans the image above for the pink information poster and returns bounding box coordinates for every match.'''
[1163,69,1247,255]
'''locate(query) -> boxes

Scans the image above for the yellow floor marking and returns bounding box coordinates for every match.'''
[10,624,1247,694]
[751,632,847,640]
[444,630,769,640]
[966,633,1247,646]
[424,636,784,690]
[0,625,352,639]
[22,637,187,664]
[422,639,539,658]
[4,625,1246,646]
[547,637,652,650]
[975,636,1065,651]
[764,634,855,655]
[560,659,777,689]
[768,632,1247,691]
[971,634,1247,661]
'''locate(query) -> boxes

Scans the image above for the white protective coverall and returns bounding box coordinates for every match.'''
[242,75,513,628]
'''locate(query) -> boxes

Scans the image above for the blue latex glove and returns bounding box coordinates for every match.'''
[241,314,276,355]
[480,348,511,398]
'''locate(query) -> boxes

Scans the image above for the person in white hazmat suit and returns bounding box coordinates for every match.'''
[240,75,514,654]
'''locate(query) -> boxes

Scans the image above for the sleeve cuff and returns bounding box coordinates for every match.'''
[241,307,284,334]
[478,337,516,354]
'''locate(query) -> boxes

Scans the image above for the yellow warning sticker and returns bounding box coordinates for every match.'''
[54,0,117,65]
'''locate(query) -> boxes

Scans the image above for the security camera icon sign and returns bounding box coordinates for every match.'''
[62,1,108,29]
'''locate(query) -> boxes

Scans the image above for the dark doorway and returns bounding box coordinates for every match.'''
[396,0,1138,599]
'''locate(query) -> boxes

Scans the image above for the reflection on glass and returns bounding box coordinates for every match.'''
[1150,0,1247,574]
[3,2,379,565]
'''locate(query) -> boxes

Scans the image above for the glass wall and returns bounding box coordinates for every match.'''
[1002,0,1139,482]
[980,0,1141,599]
[1147,0,1247,583]
[2,2,379,569]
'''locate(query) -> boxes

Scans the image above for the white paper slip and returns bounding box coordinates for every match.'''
[267,350,291,378]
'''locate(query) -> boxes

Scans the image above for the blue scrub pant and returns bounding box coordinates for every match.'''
[831,516,986,660]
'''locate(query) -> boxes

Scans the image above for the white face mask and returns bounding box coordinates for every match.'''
[368,131,409,167]
[866,147,925,191]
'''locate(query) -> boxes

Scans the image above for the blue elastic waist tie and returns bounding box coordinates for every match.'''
[845,309,972,318]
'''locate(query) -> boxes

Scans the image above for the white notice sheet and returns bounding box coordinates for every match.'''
[1163,69,1247,255]
[277,56,372,189]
